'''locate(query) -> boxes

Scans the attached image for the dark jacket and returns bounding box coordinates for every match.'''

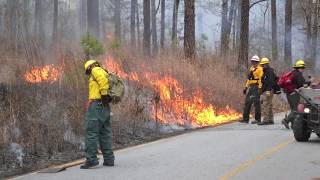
[292,69,306,89]
[262,66,277,93]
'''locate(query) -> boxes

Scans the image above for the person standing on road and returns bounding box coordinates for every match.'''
[81,60,115,169]
[281,60,306,129]
[239,55,263,124]
[258,58,277,125]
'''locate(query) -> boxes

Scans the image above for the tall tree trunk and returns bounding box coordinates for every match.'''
[151,0,158,55]
[284,0,292,65]
[143,0,151,56]
[311,0,319,71]
[34,0,45,43]
[114,0,121,41]
[271,0,278,62]
[221,0,236,57]
[87,0,100,39]
[131,0,137,47]
[232,1,237,50]
[160,0,166,49]
[23,0,30,36]
[235,0,242,53]
[305,0,313,65]
[6,0,20,50]
[53,0,58,48]
[136,1,141,49]
[172,0,180,46]
[79,0,87,36]
[237,0,249,69]
[184,0,195,60]
[220,0,229,57]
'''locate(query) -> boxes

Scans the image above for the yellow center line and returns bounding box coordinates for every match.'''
[219,138,294,180]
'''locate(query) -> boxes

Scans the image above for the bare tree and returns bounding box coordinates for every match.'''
[238,0,250,69]
[136,1,141,49]
[311,0,319,71]
[235,0,242,53]
[143,0,151,56]
[5,0,21,49]
[34,0,45,42]
[160,0,166,49]
[87,0,100,39]
[79,0,87,36]
[220,0,229,57]
[184,0,195,60]
[114,0,121,41]
[271,0,278,62]
[151,0,158,55]
[284,0,292,65]
[131,0,137,47]
[172,0,180,46]
[220,0,236,57]
[303,0,313,64]
[53,0,58,47]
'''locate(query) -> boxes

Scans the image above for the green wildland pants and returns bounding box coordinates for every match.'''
[285,92,300,123]
[243,85,261,122]
[85,101,114,162]
[261,92,274,122]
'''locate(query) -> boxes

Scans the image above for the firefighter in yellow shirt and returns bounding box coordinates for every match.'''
[80,60,114,169]
[239,55,263,124]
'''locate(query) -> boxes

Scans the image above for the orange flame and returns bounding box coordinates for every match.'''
[105,56,241,127]
[23,64,61,84]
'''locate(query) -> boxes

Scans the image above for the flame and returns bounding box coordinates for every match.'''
[24,64,61,84]
[105,56,241,127]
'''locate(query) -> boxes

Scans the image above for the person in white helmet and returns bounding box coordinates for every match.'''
[239,55,263,124]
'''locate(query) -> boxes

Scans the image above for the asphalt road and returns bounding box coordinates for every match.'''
[14,113,320,180]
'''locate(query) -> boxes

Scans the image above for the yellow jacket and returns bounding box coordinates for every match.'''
[245,65,263,89]
[88,67,109,100]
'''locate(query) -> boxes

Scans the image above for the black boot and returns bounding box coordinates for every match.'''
[281,119,290,129]
[239,119,249,123]
[103,161,114,166]
[251,120,258,124]
[80,160,99,169]
[258,121,274,125]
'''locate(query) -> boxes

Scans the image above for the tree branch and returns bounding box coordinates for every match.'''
[156,0,161,15]
[249,0,268,9]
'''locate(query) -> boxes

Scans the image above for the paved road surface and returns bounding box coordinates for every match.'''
[14,113,320,180]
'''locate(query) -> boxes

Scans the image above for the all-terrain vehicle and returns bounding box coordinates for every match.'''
[292,86,320,142]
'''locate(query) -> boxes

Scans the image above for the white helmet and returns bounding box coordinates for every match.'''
[251,55,260,62]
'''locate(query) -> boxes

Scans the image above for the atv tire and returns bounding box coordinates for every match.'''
[292,116,311,142]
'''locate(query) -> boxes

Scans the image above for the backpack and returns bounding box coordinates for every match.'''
[91,68,125,104]
[277,71,295,94]
[107,72,125,104]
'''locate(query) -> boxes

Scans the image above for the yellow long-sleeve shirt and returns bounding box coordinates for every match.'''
[89,67,109,100]
[245,65,263,89]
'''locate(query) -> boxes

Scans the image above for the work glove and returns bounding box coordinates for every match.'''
[265,91,271,97]
[243,88,247,95]
[101,95,112,106]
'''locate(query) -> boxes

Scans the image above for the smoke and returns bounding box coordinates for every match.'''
[9,143,24,167]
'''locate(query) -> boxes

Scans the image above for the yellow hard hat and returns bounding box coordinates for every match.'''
[260,57,270,65]
[293,59,305,68]
[84,60,98,71]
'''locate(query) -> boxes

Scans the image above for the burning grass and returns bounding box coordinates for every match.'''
[23,64,62,84]
[104,55,242,127]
